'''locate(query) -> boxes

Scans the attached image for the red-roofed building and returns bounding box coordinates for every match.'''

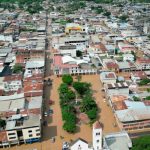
[52,55,97,75]
[24,82,43,97]
[0,131,8,147]
[131,71,147,83]
[136,58,150,70]
[106,62,119,71]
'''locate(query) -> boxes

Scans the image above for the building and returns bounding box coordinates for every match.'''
[69,121,132,150]
[65,23,86,34]
[115,100,150,132]
[70,121,103,150]
[5,114,41,146]
[104,82,130,97]
[52,35,89,52]
[135,58,150,70]
[100,72,117,84]
[103,132,132,150]
[130,71,147,83]
[52,55,97,75]
[123,54,134,62]
[3,75,22,92]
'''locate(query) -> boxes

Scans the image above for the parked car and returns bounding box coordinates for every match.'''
[48,109,53,115]
[44,112,48,117]
[43,120,47,126]
[47,78,52,86]
[62,142,69,149]
[49,99,54,105]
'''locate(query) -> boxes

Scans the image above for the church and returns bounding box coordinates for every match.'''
[69,121,132,150]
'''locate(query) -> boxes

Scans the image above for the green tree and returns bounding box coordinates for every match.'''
[73,82,91,96]
[119,15,128,22]
[12,64,23,73]
[139,78,150,86]
[87,107,97,120]
[80,95,97,112]
[58,83,68,94]
[133,96,140,101]
[0,119,6,128]
[145,96,150,100]
[103,11,111,17]
[76,50,82,57]
[63,121,76,133]
[132,135,150,150]
[62,74,73,85]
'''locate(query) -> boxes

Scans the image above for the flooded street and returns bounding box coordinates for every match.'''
[4,74,119,150]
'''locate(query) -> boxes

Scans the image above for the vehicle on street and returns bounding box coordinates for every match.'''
[44,112,48,117]
[43,120,47,126]
[62,142,69,149]
[47,78,52,86]
[49,99,54,105]
[48,109,53,115]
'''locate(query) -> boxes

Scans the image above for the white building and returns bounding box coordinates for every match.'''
[100,72,117,84]
[70,121,102,150]
[52,35,89,52]
[93,121,103,150]
[123,54,134,62]
[104,82,130,97]
[6,114,41,146]
[3,75,22,92]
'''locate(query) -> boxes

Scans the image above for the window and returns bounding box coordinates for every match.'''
[97,140,99,143]
[28,130,32,133]
[8,133,15,135]
[96,132,100,136]
[36,129,40,132]
[29,134,32,137]
[9,137,16,139]
[36,133,40,136]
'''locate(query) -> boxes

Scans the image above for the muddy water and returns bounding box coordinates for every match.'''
[4,75,119,150]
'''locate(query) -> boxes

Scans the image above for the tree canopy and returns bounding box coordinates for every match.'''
[132,135,150,150]
[12,64,23,74]
[73,82,91,96]
[62,74,73,85]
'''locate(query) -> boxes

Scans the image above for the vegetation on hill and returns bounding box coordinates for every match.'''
[0,0,44,13]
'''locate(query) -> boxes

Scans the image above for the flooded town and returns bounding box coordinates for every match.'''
[0,0,150,150]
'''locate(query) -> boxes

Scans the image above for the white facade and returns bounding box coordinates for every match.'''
[22,127,41,141]
[106,87,129,97]
[70,139,89,150]
[6,130,18,143]
[93,125,103,150]
[4,80,22,92]
[123,54,134,62]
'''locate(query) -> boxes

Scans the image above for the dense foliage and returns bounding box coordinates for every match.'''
[12,64,23,73]
[58,75,98,132]
[73,82,91,96]
[62,74,73,85]
[0,0,44,13]
[139,78,150,86]
[0,119,6,128]
[132,136,150,150]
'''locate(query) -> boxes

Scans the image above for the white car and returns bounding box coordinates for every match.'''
[44,112,48,117]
